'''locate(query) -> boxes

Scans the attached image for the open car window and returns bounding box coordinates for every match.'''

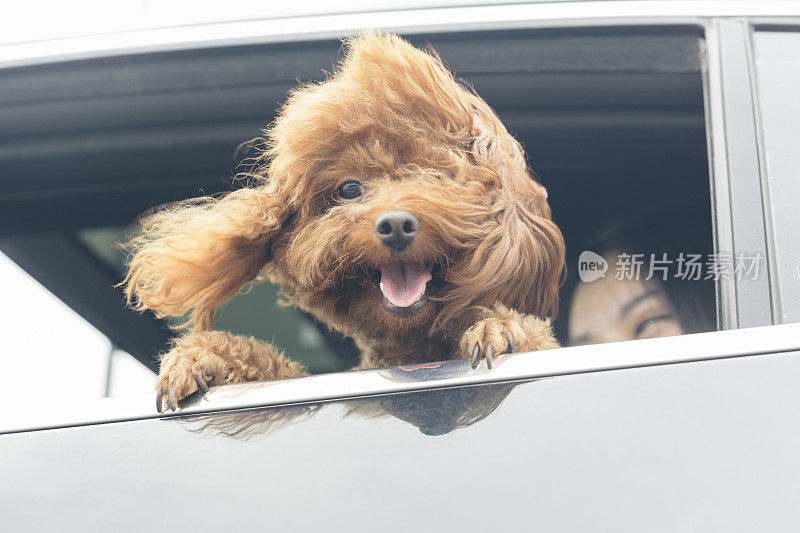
[0,22,731,410]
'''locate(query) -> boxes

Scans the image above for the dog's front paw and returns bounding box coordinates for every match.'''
[155,347,219,413]
[154,332,259,413]
[459,317,526,369]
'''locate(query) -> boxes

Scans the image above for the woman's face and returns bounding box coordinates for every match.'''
[568,255,683,346]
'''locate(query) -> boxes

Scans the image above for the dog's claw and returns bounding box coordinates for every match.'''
[156,368,211,413]
[194,370,209,393]
[470,343,496,369]
[471,344,481,369]
[156,386,164,413]
[168,387,177,412]
[507,332,516,354]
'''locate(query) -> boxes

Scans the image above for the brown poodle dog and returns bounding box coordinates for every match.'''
[123,32,565,413]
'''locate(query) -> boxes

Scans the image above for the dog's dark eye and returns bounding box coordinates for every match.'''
[338,181,364,200]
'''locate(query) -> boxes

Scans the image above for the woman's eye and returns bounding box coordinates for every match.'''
[338,181,364,200]
[634,313,676,338]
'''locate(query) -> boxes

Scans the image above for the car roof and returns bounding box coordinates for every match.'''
[0,1,561,47]
[2,1,800,69]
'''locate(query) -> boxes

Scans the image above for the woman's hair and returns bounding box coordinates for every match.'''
[561,209,717,341]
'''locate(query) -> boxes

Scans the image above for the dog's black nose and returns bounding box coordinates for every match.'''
[375,210,419,251]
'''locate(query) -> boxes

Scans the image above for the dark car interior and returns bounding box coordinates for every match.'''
[0,26,714,373]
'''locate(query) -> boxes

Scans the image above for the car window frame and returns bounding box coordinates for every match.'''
[704,18,776,330]
[705,17,800,330]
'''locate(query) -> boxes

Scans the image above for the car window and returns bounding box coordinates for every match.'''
[751,29,800,324]
[0,26,720,406]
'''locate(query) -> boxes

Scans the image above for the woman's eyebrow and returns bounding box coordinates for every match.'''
[618,289,662,319]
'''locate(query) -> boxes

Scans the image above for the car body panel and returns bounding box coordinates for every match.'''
[2,347,799,531]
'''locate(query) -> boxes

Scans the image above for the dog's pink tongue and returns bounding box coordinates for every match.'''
[380,263,432,308]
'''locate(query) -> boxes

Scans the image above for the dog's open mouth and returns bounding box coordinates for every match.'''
[377,263,432,314]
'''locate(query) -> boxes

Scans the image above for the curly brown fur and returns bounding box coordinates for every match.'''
[122,32,565,411]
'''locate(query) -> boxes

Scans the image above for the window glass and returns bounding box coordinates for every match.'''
[0,252,154,404]
[752,30,800,324]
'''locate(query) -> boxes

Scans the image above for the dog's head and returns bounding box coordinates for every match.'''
[124,32,565,337]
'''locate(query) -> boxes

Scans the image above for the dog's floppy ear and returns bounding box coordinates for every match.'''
[443,107,566,323]
[122,187,286,331]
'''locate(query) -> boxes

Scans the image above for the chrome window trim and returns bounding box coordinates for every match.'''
[1,2,800,69]
[745,21,781,324]
[703,20,737,330]
[3,322,800,435]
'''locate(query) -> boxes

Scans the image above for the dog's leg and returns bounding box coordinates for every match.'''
[155,331,307,412]
[458,303,559,369]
